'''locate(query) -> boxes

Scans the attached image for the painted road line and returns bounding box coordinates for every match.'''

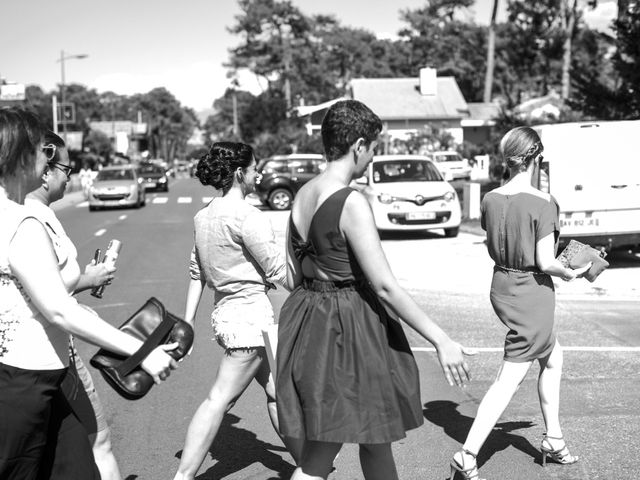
[94,229,106,237]
[177,197,192,204]
[411,346,640,353]
[118,215,127,220]
[202,197,213,203]
[152,197,169,204]
[77,201,89,208]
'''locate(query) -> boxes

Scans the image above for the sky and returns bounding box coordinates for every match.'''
[0,0,617,113]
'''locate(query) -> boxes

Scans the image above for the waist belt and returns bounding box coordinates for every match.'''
[494,264,545,275]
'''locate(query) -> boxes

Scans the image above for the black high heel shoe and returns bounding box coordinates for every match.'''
[450,449,485,480]
[540,433,579,467]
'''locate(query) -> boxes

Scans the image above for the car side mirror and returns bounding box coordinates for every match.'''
[355,176,368,185]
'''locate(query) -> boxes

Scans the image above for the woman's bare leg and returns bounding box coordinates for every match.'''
[457,360,532,467]
[291,441,342,480]
[360,443,398,480]
[538,341,563,437]
[173,348,264,480]
[89,427,122,480]
[253,350,304,464]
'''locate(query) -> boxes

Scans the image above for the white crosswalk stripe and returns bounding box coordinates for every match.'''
[152,197,169,204]
[77,201,89,208]
[177,197,192,204]
[202,197,213,203]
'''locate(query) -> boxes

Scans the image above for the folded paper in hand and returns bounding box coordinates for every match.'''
[557,239,609,283]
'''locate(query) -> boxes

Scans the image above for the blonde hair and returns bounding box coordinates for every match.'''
[500,126,542,173]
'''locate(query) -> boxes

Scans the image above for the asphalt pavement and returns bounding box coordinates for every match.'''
[54,179,638,479]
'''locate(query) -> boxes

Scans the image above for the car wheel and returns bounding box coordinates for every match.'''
[444,227,459,238]
[268,188,293,210]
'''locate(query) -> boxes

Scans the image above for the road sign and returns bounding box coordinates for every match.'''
[0,83,26,101]
[57,102,76,124]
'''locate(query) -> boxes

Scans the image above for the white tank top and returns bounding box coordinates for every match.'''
[0,190,80,370]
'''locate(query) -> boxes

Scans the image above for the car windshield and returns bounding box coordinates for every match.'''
[96,169,135,181]
[138,165,163,174]
[372,160,441,183]
[432,153,463,162]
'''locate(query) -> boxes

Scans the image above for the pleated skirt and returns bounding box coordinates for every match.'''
[276,278,423,444]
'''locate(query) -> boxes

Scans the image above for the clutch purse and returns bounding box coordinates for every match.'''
[90,297,194,400]
[557,239,609,283]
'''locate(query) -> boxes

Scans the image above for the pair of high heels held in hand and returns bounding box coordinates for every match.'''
[450,435,578,479]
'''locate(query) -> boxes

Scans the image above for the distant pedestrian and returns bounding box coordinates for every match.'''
[79,162,93,198]
[0,106,177,480]
[448,126,590,480]
[173,142,302,480]
[276,99,474,480]
[25,130,123,480]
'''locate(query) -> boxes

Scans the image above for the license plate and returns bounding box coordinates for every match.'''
[146,182,156,188]
[406,211,436,220]
[560,217,600,228]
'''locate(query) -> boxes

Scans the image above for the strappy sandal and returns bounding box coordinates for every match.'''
[540,433,579,467]
[450,449,485,480]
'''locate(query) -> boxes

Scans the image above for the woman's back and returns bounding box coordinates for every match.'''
[289,179,361,282]
[193,195,285,304]
[482,190,559,271]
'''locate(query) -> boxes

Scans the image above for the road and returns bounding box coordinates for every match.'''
[55,175,640,479]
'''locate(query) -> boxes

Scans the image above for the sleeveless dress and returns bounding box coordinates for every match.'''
[276,187,423,444]
[481,191,560,362]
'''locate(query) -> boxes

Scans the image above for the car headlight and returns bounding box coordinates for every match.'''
[444,191,455,202]
[378,193,394,204]
[158,177,167,183]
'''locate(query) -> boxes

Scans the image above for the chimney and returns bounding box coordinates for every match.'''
[419,67,437,96]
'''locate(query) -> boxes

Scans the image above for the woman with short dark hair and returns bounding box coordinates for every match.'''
[276,100,473,480]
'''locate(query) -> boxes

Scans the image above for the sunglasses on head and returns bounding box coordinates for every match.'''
[42,144,57,161]
[49,161,73,179]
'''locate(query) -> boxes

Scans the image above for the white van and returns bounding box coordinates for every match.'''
[533,120,640,251]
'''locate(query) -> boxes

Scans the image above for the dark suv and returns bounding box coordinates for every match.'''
[255,154,325,210]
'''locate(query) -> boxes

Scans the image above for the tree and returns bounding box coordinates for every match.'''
[398,0,488,102]
[25,85,54,129]
[135,88,198,161]
[569,0,640,119]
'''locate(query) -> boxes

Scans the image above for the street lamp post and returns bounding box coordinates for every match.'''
[57,50,88,140]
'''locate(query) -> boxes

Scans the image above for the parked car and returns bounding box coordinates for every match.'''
[352,155,461,237]
[255,154,325,210]
[138,163,169,192]
[88,165,146,211]
[426,151,472,181]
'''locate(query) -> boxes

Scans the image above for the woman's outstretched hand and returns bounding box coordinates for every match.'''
[436,339,477,388]
[141,342,179,384]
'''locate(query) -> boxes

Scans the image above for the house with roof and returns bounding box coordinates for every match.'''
[293,73,500,147]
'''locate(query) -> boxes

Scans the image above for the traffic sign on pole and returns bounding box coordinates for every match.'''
[57,102,75,124]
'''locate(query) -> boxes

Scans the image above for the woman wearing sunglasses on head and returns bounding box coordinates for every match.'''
[0,107,178,480]
[25,130,123,480]
[448,127,591,480]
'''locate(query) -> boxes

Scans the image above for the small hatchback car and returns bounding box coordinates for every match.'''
[427,151,472,181]
[88,165,146,211]
[352,155,461,237]
[255,154,325,210]
[138,163,169,192]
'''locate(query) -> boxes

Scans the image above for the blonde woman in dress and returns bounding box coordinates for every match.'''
[449,126,590,480]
